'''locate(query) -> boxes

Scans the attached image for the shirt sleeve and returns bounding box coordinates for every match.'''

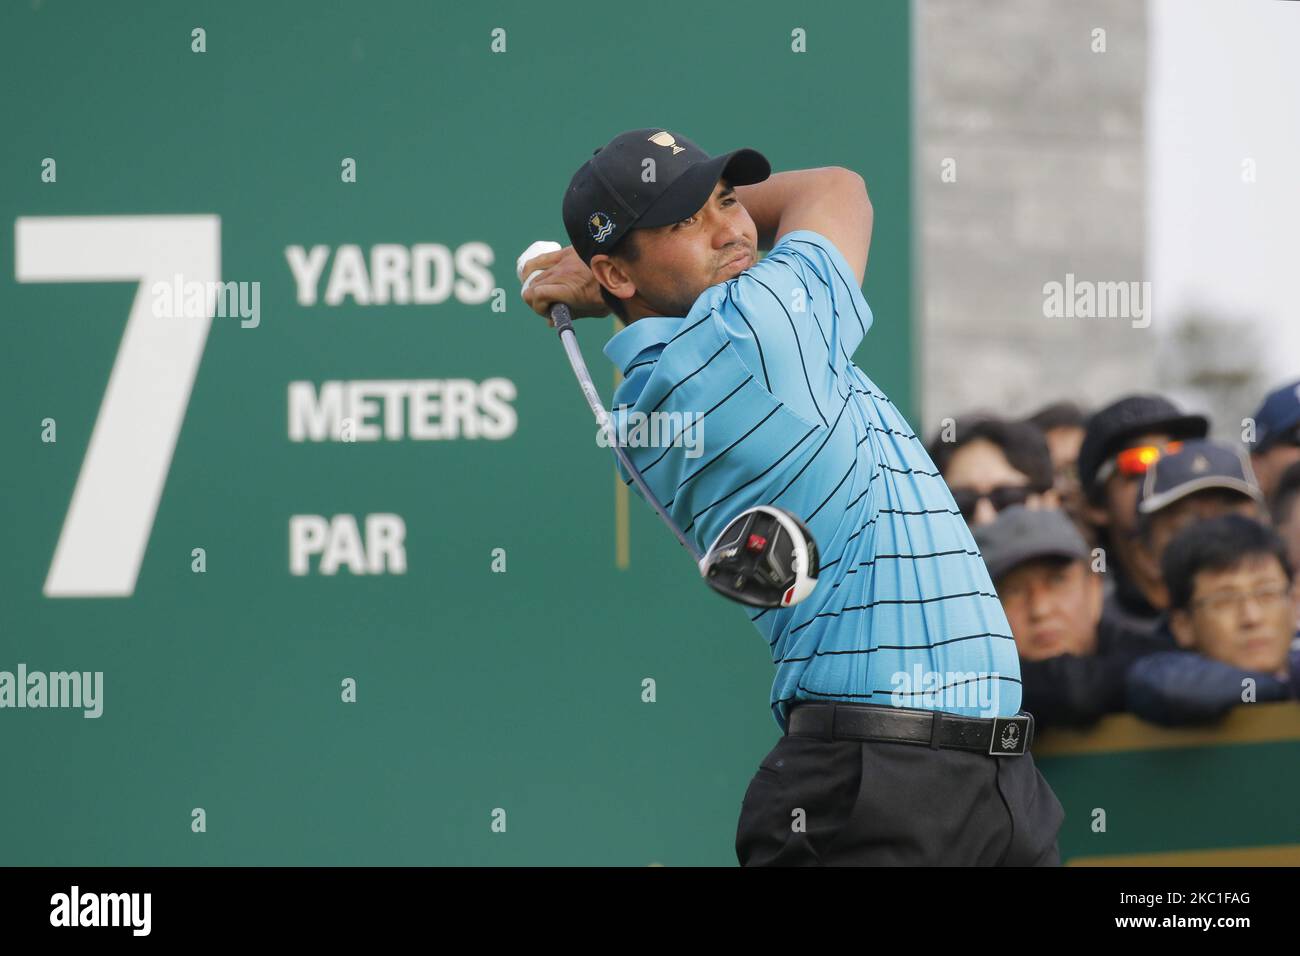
[711,230,873,427]
[1125,651,1290,726]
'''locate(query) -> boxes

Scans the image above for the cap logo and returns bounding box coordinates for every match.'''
[647,131,686,155]
[588,212,615,243]
[1192,455,1209,473]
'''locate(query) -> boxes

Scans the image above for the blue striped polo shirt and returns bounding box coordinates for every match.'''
[602,230,1021,732]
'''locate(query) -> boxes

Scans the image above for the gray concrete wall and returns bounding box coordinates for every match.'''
[916,0,1149,433]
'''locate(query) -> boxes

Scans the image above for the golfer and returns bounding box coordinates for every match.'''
[520,128,1064,866]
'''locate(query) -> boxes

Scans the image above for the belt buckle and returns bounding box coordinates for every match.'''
[988,715,1029,756]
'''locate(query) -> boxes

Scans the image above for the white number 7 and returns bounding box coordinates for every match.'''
[15,216,220,597]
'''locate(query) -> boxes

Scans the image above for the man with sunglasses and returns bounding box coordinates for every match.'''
[1246,379,1300,505]
[928,417,1058,526]
[1076,395,1210,637]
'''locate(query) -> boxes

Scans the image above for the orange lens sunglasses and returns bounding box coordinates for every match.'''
[1097,440,1184,483]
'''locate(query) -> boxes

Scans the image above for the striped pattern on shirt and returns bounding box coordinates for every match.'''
[602,230,1021,732]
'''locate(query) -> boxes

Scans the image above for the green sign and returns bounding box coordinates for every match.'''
[0,0,912,865]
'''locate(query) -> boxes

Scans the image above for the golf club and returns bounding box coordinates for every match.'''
[518,241,819,608]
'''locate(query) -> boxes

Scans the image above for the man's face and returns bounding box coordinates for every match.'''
[591,180,758,319]
[1170,555,1294,675]
[1096,432,1169,540]
[944,438,1054,527]
[1085,431,1171,589]
[996,557,1103,661]
[1046,425,1091,549]
[1044,425,1085,479]
[1142,491,1263,571]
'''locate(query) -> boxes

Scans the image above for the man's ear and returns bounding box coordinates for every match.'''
[589,253,634,300]
[1169,608,1196,649]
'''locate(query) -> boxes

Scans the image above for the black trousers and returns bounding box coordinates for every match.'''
[735,726,1065,866]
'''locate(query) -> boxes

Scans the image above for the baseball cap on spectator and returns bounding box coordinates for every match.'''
[1248,379,1300,452]
[1136,439,1264,516]
[1076,395,1209,502]
[562,128,771,266]
[973,505,1090,583]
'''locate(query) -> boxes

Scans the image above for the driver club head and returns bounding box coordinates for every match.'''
[699,506,820,608]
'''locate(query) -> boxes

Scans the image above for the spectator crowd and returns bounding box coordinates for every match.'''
[926,381,1300,729]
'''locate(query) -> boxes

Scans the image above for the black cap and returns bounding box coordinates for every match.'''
[972,505,1090,583]
[1077,395,1210,499]
[562,128,771,266]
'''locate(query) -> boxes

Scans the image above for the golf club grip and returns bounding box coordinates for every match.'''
[550,303,574,335]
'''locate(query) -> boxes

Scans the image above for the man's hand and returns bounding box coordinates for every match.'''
[518,245,609,327]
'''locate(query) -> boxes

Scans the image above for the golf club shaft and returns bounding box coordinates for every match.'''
[551,303,703,562]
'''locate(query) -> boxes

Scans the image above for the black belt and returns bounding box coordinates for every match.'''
[786,701,1034,756]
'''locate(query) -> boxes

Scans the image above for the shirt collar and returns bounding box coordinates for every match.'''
[601,315,687,373]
